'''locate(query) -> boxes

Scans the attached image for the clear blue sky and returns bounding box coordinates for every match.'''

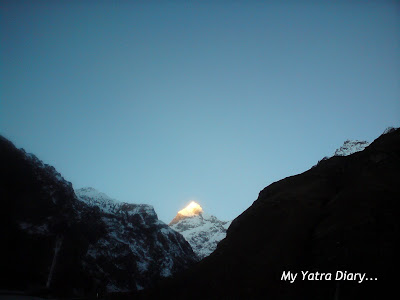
[1,1,399,223]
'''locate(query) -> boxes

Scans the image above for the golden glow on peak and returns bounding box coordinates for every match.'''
[178,201,203,217]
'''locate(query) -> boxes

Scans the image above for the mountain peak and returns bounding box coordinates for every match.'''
[75,187,118,201]
[178,201,203,217]
[169,201,202,226]
[169,201,231,259]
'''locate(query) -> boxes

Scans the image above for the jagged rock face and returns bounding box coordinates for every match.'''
[333,140,370,156]
[75,187,197,292]
[314,139,371,168]
[0,136,196,297]
[142,128,400,299]
[169,205,231,259]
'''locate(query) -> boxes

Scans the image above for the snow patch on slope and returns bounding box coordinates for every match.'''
[333,140,370,157]
[75,187,157,219]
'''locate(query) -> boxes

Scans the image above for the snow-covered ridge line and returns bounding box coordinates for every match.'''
[76,187,120,203]
[332,127,398,158]
[333,140,370,157]
[75,187,157,218]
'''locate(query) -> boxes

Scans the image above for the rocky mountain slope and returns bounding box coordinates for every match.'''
[0,136,196,297]
[169,202,231,259]
[75,187,197,291]
[142,128,400,299]
[74,187,197,292]
[169,137,370,261]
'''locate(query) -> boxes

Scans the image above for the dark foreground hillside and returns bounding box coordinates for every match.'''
[0,136,196,298]
[141,128,400,300]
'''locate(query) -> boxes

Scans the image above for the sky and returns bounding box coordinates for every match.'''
[1,1,399,223]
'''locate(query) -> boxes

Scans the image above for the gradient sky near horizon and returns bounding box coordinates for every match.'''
[1,1,399,223]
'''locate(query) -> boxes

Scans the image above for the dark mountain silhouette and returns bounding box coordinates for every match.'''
[141,128,400,299]
[0,136,196,298]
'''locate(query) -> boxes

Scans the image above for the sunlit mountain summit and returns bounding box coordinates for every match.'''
[170,201,203,222]
[169,201,231,259]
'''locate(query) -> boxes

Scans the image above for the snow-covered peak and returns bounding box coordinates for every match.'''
[178,201,203,217]
[76,187,119,203]
[169,203,231,259]
[169,201,204,226]
[75,187,120,214]
[333,140,370,157]
[75,187,157,218]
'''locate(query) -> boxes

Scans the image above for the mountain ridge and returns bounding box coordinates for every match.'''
[0,136,197,297]
[142,128,400,299]
[333,139,370,157]
[169,202,231,259]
